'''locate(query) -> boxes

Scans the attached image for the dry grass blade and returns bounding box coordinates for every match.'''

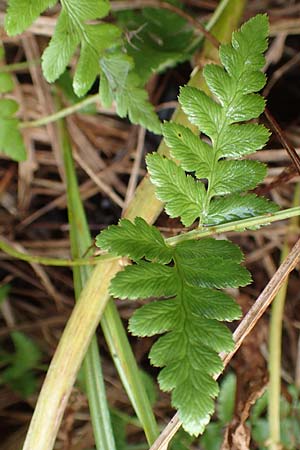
[265,108,300,175]
[123,127,146,210]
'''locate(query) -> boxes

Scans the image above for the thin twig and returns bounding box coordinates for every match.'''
[224,238,300,365]
[73,151,125,208]
[264,52,300,96]
[123,127,146,211]
[19,94,114,129]
[0,237,119,266]
[265,108,300,175]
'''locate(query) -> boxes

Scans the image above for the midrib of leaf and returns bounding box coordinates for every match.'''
[174,258,186,337]
[174,256,192,356]
[202,61,251,220]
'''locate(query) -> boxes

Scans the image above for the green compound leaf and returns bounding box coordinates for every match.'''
[6,0,119,98]
[5,0,56,35]
[41,0,119,96]
[100,13,278,439]
[108,235,244,435]
[149,14,278,226]
[96,217,173,264]
[5,1,161,132]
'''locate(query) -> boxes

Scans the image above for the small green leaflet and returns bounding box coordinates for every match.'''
[0,73,14,93]
[96,217,173,264]
[41,1,120,97]
[111,262,176,300]
[0,113,26,162]
[0,43,26,162]
[148,14,278,226]
[146,153,205,226]
[206,194,278,226]
[6,0,120,97]
[99,52,161,134]
[100,217,245,435]
[5,0,56,35]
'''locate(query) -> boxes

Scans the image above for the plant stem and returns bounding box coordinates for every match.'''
[166,207,300,245]
[205,0,232,31]
[0,238,118,266]
[19,94,101,129]
[268,184,300,450]
[22,258,120,450]
[2,207,300,268]
[0,58,40,72]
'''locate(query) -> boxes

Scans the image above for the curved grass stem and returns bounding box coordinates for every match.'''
[19,94,103,129]
[268,184,300,450]
[59,107,159,446]
[0,238,118,266]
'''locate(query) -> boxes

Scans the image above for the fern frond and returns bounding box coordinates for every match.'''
[147,14,278,226]
[98,220,245,435]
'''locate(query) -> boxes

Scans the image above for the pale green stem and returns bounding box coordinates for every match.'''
[205,0,233,31]
[22,259,120,450]
[0,238,118,266]
[268,185,300,450]
[2,207,300,267]
[0,59,40,72]
[167,207,300,245]
[19,94,100,129]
